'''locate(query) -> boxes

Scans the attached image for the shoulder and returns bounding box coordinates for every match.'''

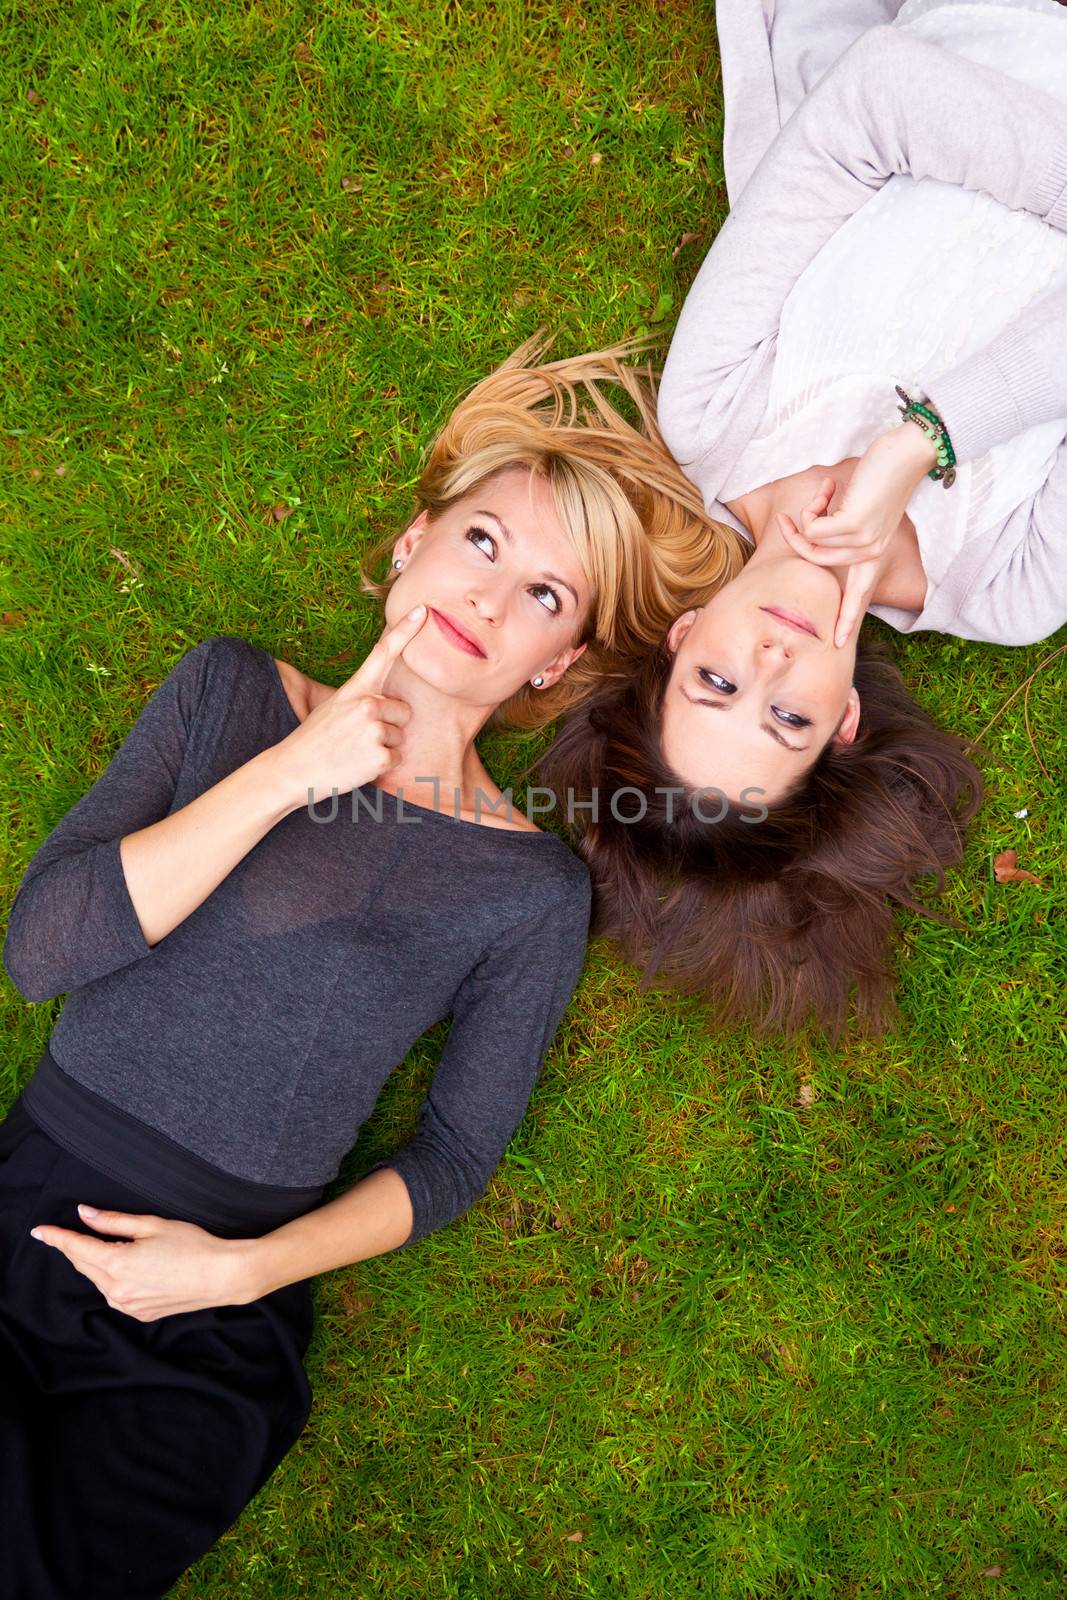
[157,635,271,728]
[504,837,592,927]
[175,633,256,679]
[175,634,280,695]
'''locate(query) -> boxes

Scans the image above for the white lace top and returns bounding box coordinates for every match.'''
[718,0,1067,610]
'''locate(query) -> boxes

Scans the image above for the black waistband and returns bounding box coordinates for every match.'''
[20,1046,325,1236]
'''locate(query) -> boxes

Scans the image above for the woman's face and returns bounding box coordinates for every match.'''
[660,546,861,804]
[385,466,591,708]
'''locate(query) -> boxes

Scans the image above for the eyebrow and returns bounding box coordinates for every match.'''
[679,688,809,753]
[474,508,581,608]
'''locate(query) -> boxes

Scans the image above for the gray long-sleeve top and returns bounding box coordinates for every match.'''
[1,636,592,1244]
[658,10,1067,645]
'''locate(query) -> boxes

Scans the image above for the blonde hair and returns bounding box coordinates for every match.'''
[360,331,744,730]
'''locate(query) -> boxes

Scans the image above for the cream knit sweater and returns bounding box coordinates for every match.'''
[658,1,1067,645]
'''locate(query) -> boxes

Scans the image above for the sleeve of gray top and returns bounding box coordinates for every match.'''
[2,638,216,1003]
[376,869,592,1247]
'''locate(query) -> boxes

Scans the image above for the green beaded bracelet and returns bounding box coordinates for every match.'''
[895,385,956,487]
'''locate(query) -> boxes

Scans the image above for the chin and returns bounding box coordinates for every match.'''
[775,554,842,608]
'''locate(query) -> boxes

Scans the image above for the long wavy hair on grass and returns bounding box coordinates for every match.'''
[360,331,745,730]
[537,635,983,1038]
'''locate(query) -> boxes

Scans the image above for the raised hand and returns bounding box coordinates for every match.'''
[777,425,936,648]
[269,604,427,806]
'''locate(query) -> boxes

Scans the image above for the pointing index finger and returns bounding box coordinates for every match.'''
[355,605,427,695]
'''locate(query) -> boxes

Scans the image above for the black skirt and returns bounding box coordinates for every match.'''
[0,1094,317,1600]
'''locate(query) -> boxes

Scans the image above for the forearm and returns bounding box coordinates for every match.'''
[244,1167,415,1297]
[921,283,1067,466]
[118,747,301,947]
[659,26,1067,476]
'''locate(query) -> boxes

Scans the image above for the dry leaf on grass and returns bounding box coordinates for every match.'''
[993,849,1042,886]
[671,230,703,259]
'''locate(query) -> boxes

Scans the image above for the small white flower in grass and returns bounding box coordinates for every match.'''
[85,663,111,677]
[1013,808,1029,820]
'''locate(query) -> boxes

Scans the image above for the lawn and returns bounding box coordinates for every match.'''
[0,2,1064,1596]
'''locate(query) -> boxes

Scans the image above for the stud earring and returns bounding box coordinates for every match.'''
[531,674,545,688]
[392,558,404,570]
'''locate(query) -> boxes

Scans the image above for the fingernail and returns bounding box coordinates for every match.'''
[407,604,425,620]
[78,1204,98,1217]
[30,1228,43,1241]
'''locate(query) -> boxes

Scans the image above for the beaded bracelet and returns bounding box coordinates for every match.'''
[895,385,956,488]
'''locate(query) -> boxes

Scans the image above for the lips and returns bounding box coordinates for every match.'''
[429,607,487,658]
[759,606,820,639]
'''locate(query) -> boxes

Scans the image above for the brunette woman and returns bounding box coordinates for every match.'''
[541,1,1067,1036]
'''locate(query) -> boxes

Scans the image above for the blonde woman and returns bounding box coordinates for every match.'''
[0,339,741,1599]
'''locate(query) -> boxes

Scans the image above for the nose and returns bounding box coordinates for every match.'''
[755,630,793,663]
[465,575,504,627]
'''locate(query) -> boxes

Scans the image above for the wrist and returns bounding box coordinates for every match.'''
[877,418,939,481]
[231,1234,285,1301]
[248,747,304,821]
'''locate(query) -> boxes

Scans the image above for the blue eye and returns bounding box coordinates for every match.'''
[772,706,812,729]
[531,584,561,615]
[698,668,736,694]
[467,526,496,557]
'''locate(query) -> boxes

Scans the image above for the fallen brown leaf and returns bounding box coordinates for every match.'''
[981,1567,1003,1578]
[565,1531,583,1542]
[265,502,294,524]
[26,87,43,106]
[109,546,142,578]
[993,849,1042,886]
[798,1082,814,1109]
[671,230,703,260]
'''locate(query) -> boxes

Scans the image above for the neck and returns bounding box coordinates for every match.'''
[372,657,499,810]
[727,460,926,611]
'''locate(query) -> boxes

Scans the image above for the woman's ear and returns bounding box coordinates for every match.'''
[391,509,431,569]
[666,610,699,656]
[536,640,587,689]
[832,686,862,746]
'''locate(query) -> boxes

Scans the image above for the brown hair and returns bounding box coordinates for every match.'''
[360,332,744,730]
[537,634,983,1038]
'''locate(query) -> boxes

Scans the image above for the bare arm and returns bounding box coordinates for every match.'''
[117,750,298,949]
[3,611,424,1000]
[244,1168,415,1294]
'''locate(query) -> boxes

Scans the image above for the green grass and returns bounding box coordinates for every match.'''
[1,2,1064,1596]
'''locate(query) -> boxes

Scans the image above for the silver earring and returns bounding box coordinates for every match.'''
[531,674,545,689]
[392,558,403,570]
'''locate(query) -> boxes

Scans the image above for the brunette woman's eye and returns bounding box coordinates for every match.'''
[530,583,562,615]
[772,706,812,729]
[698,668,736,694]
[467,526,496,557]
